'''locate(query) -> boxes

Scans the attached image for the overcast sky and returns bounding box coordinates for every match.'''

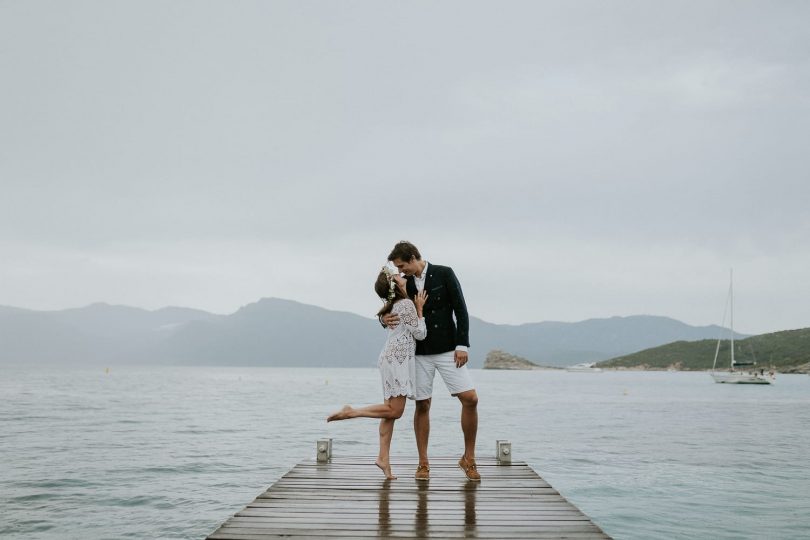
[1,1,808,334]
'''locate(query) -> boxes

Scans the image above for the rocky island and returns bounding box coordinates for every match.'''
[483,349,558,370]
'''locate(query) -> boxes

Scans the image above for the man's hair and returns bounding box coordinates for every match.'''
[388,241,421,262]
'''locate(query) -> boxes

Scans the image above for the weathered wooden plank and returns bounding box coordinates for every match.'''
[264,479,556,488]
[244,504,585,512]
[235,507,582,519]
[225,519,595,527]
[210,532,608,540]
[279,474,547,481]
[230,515,592,522]
[206,456,611,539]
[217,523,607,532]
[211,527,608,538]
[229,511,595,521]
[257,492,567,500]
[224,520,601,529]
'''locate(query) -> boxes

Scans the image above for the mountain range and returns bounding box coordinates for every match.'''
[0,298,747,368]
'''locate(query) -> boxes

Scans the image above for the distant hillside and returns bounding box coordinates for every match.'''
[160,298,381,367]
[0,298,751,368]
[470,315,744,366]
[0,303,221,364]
[597,327,810,372]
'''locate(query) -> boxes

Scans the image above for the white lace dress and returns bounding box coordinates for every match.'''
[378,299,427,400]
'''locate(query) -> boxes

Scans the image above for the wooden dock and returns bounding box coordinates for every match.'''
[207,455,611,539]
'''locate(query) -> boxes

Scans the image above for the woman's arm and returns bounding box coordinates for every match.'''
[400,300,427,341]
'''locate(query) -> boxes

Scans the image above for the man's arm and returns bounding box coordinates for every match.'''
[446,267,470,366]
[381,312,400,328]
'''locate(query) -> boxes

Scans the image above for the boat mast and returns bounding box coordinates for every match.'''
[730,269,735,368]
[712,271,731,373]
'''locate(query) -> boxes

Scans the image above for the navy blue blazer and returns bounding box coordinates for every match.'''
[406,263,470,355]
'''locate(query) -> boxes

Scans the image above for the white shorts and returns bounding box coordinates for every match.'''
[413,351,475,401]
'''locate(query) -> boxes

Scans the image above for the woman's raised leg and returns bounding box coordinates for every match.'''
[327,396,406,479]
[327,396,406,422]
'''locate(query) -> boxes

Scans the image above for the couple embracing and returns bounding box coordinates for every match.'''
[328,241,480,482]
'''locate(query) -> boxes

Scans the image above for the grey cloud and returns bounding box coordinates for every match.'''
[1,1,809,333]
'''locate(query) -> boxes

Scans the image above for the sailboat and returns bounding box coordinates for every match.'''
[565,362,603,372]
[710,270,774,385]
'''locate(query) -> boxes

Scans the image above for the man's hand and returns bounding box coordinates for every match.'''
[454,350,468,368]
[382,312,400,329]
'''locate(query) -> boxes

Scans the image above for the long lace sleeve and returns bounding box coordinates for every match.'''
[398,300,427,341]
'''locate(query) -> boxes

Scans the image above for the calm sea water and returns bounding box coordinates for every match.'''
[1,366,808,539]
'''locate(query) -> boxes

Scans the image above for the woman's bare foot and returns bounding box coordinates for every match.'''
[375,459,397,480]
[327,405,352,422]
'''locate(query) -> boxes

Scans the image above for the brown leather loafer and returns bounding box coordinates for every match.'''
[415,464,430,481]
[458,455,481,481]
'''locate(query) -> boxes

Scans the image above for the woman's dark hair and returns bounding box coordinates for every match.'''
[375,270,407,317]
[387,241,421,263]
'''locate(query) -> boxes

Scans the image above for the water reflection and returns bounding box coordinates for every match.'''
[415,480,429,536]
[377,479,391,537]
[464,480,478,527]
[404,479,478,537]
[377,480,481,538]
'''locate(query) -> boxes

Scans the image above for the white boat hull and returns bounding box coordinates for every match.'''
[566,363,603,372]
[711,371,774,384]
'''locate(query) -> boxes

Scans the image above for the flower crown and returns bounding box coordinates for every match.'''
[381,265,398,301]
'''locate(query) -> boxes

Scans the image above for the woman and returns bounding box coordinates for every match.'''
[327,266,428,479]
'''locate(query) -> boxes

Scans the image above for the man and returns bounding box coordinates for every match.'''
[382,241,480,481]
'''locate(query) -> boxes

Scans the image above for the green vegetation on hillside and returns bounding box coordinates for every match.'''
[597,327,810,371]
